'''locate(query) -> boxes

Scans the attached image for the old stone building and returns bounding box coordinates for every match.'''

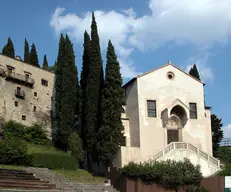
[0,54,54,137]
[113,62,220,177]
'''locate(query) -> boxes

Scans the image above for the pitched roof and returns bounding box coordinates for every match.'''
[123,63,205,88]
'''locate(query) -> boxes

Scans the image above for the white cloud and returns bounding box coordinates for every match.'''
[222,124,231,138]
[185,53,214,82]
[50,0,231,78]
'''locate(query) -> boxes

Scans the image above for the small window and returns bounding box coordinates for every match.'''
[147,100,157,118]
[167,71,174,79]
[22,115,26,121]
[41,79,48,86]
[34,92,37,97]
[121,136,126,146]
[15,101,18,107]
[25,74,29,79]
[33,106,36,112]
[189,103,197,119]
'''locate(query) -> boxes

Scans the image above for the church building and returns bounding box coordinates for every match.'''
[113,61,220,177]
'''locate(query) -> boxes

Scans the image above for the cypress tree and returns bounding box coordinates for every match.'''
[97,40,125,166]
[189,64,201,81]
[54,34,66,147]
[2,37,15,58]
[59,34,78,150]
[24,39,30,63]
[42,54,49,70]
[29,43,40,67]
[84,12,104,165]
[80,31,91,147]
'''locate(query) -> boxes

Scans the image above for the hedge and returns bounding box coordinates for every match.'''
[32,152,78,170]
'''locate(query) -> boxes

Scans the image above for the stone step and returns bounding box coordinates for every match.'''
[0,175,39,181]
[0,172,34,177]
[0,169,33,175]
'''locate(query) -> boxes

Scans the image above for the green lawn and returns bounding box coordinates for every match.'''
[27,143,66,155]
[0,164,24,170]
[0,144,105,183]
[55,169,105,183]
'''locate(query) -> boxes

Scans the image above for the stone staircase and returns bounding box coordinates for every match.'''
[142,142,221,177]
[0,168,56,191]
[23,167,119,192]
[0,167,119,192]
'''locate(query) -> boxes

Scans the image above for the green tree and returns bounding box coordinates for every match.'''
[189,64,201,81]
[96,40,125,167]
[42,54,49,70]
[54,34,66,147]
[2,37,15,58]
[29,43,40,67]
[84,12,104,165]
[211,114,223,156]
[58,35,79,151]
[80,31,91,148]
[68,132,83,163]
[49,60,57,72]
[24,38,30,63]
[216,146,231,164]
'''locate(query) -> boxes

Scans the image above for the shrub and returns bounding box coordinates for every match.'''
[0,138,33,166]
[3,121,50,146]
[68,132,83,163]
[3,120,26,139]
[121,158,202,192]
[32,152,77,170]
[24,123,51,146]
[218,164,231,176]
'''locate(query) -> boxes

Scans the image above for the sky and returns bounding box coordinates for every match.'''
[0,0,230,137]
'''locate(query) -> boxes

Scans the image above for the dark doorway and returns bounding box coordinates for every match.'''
[167,129,179,144]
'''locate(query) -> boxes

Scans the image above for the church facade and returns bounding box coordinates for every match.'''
[113,62,220,177]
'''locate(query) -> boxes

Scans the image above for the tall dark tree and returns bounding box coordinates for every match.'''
[84,12,104,165]
[59,35,78,150]
[54,34,66,147]
[80,31,91,145]
[24,39,30,63]
[2,37,15,58]
[189,64,201,81]
[29,43,39,67]
[211,114,223,156]
[42,54,49,70]
[96,40,125,167]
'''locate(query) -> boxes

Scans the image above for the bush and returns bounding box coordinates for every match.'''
[68,132,83,163]
[121,158,202,192]
[32,152,78,170]
[0,138,33,166]
[3,120,27,139]
[24,123,51,146]
[218,164,231,176]
[3,121,50,146]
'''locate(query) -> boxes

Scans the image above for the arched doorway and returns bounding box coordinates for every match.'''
[166,117,180,144]
[166,105,187,144]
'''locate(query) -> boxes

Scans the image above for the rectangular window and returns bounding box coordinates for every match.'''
[147,100,156,118]
[33,106,36,112]
[34,92,37,97]
[15,101,18,107]
[189,103,197,119]
[41,79,48,86]
[22,115,26,121]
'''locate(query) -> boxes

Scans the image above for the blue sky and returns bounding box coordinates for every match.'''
[0,0,230,136]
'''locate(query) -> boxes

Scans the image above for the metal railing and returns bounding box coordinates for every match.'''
[6,71,35,85]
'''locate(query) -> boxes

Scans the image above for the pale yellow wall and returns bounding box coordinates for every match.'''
[124,81,140,147]
[0,54,54,136]
[137,64,212,160]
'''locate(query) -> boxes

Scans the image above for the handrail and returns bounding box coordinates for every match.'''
[143,142,220,167]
